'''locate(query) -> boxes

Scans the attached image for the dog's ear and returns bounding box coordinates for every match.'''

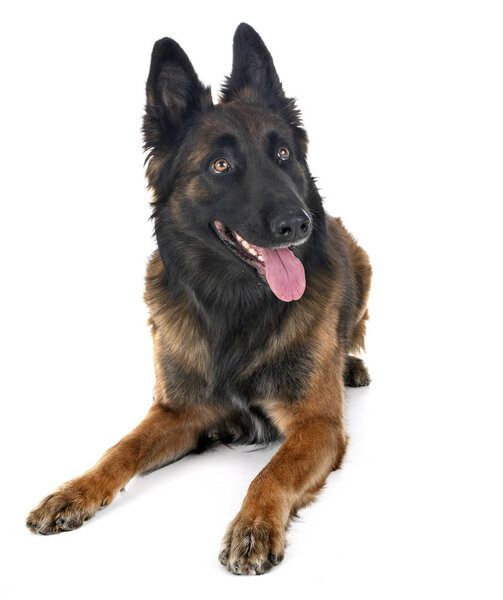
[220,23,285,105]
[144,38,213,151]
[221,23,308,161]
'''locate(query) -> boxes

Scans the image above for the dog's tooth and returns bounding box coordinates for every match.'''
[242,240,250,249]
[235,233,243,242]
[249,248,257,256]
[258,255,264,262]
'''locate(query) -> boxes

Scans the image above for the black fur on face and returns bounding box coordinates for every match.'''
[143,23,328,314]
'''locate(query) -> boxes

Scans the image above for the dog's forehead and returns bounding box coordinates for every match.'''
[196,102,290,144]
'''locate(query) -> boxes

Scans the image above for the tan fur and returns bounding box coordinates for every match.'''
[26,403,230,535]
[145,253,211,387]
[27,216,371,569]
[218,229,366,574]
[26,25,373,577]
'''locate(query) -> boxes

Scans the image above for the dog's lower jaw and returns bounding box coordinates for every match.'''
[213,220,307,302]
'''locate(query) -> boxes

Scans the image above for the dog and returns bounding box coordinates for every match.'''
[26,23,372,575]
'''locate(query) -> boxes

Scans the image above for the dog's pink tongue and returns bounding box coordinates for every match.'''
[261,247,306,302]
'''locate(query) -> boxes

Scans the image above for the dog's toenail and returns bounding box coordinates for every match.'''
[249,562,258,569]
[55,518,65,526]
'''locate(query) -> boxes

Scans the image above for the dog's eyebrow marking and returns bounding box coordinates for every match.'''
[266,130,290,155]
[188,133,238,166]
[213,133,239,149]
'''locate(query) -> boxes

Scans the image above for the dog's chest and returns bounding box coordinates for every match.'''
[149,281,315,408]
[157,331,312,407]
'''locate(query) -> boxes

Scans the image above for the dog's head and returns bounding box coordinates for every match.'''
[144,23,326,306]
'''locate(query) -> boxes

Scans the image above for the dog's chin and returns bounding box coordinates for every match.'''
[212,221,308,303]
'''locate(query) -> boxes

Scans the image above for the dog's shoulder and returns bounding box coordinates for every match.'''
[144,251,211,400]
[326,215,372,284]
[144,250,168,325]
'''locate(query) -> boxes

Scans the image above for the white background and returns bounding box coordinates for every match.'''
[1,1,502,598]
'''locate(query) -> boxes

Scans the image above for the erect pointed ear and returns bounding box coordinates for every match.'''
[221,24,308,161]
[220,23,285,104]
[144,37,213,151]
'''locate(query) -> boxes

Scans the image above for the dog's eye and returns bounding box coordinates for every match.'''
[212,158,230,173]
[278,146,290,161]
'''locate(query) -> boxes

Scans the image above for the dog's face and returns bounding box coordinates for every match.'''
[144,24,324,304]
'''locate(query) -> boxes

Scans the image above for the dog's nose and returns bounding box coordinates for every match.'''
[270,209,311,244]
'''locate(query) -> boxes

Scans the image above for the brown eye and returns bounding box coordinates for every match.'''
[213,158,230,173]
[278,146,290,160]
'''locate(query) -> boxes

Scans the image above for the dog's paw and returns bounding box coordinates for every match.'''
[26,476,112,535]
[219,514,285,575]
[344,355,371,387]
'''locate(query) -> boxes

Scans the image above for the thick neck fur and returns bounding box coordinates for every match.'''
[152,181,329,399]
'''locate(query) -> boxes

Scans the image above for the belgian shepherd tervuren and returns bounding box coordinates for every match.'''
[27,23,372,575]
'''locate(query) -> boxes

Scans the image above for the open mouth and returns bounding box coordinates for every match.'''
[213,220,306,302]
[213,221,266,274]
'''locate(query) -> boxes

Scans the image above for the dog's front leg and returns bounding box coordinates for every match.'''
[219,376,347,575]
[26,402,223,535]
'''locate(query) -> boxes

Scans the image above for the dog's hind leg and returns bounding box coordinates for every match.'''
[26,402,225,535]
[343,355,371,387]
[344,233,372,388]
